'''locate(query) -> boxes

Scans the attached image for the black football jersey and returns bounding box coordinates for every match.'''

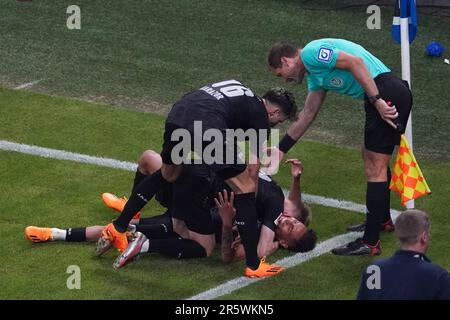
[167,79,270,132]
[255,172,285,232]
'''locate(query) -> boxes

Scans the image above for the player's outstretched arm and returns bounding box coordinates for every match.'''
[214,190,237,263]
[257,225,279,258]
[286,158,304,203]
[286,90,326,141]
[263,90,325,175]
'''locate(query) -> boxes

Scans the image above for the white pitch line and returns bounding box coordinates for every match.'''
[187,231,363,300]
[0,139,401,220]
[14,79,43,90]
[298,193,401,222]
[0,140,137,172]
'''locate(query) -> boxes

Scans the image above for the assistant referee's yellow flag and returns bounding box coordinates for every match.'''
[390,135,431,206]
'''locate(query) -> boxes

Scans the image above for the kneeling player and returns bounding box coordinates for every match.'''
[111,154,316,274]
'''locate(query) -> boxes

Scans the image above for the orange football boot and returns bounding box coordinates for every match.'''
[101,193,140,219]
[245,257,284,278]
[99,223,128,253]
[25,226,53,243]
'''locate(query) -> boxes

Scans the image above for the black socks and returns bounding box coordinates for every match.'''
[363,181,389,245]
[114,170,168,232]
[233,192,259,270]
[138,211,172,226]
[132,169,147,193]
[65,228,87,242]
[136,223,177,239]
[382,167,392,223]
[147,238,206,259]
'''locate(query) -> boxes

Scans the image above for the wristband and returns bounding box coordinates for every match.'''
[368,94,382,105]
[278,134,297,153]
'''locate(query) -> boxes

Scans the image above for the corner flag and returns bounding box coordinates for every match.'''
[392,0,417,208]
[392,0,417,44]
[390,135,431,206]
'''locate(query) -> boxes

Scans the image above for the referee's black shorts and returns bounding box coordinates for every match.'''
[161,122,246,181]
[364,72,413,155]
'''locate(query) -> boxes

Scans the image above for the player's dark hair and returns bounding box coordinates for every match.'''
[267,41,299,68]
[288,229,317,253]
[263,87,298,121]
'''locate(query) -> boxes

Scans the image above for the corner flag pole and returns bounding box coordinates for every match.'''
[393,0,417,208]
[401,0,413,208]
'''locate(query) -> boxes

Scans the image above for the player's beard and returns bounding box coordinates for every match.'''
[296,70,306,84]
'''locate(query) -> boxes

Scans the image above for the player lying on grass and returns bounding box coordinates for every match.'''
[108,150,316,271]
[25,150,316,272]
[113,159,317,270]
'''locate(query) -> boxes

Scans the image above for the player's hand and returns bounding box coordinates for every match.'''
[261,146,285,176]
[374,98,399,129]
[232,243,245,262]
[272,240,280,251]
[214,189,235,228]
[231,235,241,250]
[286,159,303,179]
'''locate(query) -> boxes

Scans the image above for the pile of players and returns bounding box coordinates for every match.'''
[25,82,317,278]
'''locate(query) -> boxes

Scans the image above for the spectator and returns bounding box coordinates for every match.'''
[357,210,450,299]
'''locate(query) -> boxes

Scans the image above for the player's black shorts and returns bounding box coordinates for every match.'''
[161,122,183,165]
[170,165,218,235]
[161,122,246,180]
[364,72,413,155]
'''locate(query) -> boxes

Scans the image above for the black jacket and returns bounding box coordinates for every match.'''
[357,250,450,300]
